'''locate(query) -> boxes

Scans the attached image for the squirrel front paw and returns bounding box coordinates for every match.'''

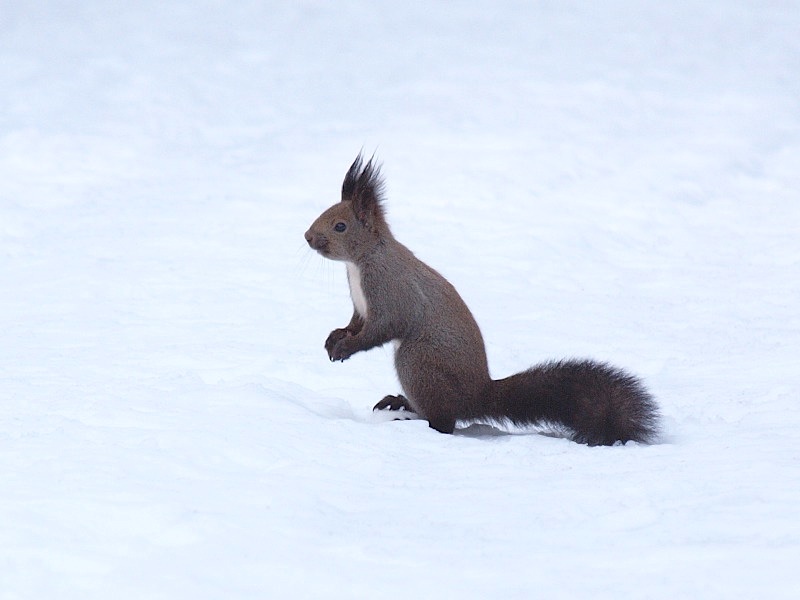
[324,328,351,357]
[329,337,356,362]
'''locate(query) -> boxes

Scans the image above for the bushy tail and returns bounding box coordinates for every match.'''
[484,359,659,445]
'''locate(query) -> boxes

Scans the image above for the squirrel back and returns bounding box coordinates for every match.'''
[305,154,659,444]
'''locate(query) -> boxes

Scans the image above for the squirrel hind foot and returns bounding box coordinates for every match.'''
[373,394,422,422]
[373,394,414,412]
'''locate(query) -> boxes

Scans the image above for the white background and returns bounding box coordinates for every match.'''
[2,1,799,598]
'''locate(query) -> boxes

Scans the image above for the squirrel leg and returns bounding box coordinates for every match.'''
[426,413,456,434]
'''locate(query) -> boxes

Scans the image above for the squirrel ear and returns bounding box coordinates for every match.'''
[341,152,386,227]
[341,153,364,203]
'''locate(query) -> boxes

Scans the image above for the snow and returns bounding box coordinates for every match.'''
[2,0,799,598]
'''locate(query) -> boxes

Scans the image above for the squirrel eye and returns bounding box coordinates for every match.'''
[334,222,347,232]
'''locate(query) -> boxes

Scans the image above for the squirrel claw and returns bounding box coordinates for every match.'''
[325,328,352,359]
[329,338,353,362]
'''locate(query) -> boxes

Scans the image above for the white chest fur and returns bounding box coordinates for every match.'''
[346,262,368,318]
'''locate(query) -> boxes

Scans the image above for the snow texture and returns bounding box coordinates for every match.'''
[2,1,799,598]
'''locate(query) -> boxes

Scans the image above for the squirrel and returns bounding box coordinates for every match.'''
[304,154,659,445]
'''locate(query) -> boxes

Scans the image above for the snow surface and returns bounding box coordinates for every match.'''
[2,1,799,598]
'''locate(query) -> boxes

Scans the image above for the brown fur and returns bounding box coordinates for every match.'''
[305,154,659,444]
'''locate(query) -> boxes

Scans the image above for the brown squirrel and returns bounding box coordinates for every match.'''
[304,154,659,445]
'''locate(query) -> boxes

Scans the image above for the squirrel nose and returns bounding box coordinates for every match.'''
[305,230,326,250]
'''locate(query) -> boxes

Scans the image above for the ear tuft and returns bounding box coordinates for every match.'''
[341,152,386,226]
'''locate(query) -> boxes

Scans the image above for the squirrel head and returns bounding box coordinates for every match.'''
[305,153,390,262]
